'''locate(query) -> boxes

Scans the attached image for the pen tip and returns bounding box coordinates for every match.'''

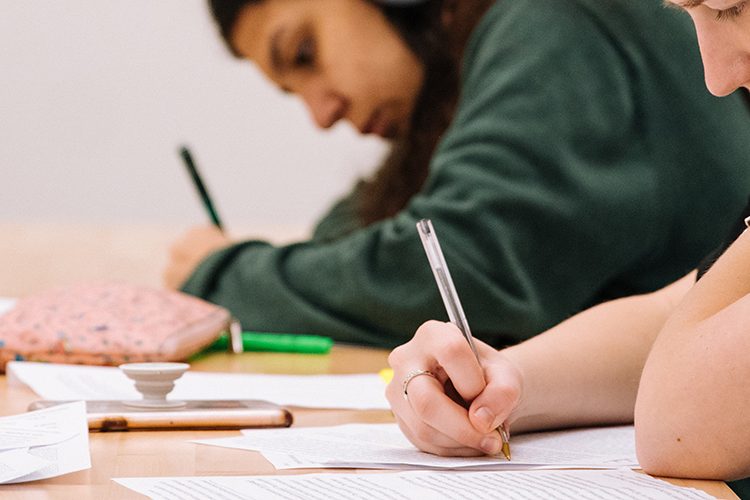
[501,442,511,461]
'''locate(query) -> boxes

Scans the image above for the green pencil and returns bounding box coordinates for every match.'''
[207,332,333,354]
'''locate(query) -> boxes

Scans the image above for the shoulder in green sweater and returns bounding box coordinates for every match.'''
[183,0,750,348]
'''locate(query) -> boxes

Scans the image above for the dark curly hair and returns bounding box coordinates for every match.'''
[207,0,493,227]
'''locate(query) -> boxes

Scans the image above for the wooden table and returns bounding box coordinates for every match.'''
[0,222,307,298]
[0,347,738,499]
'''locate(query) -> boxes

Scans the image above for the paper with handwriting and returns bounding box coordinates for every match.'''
[115,469,714,500]
[194,422,637,470]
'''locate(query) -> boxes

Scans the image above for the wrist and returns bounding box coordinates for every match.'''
[499,343,547,432]
[493,348,530,425]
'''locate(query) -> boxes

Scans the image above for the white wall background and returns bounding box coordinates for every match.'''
[0,0,388,233]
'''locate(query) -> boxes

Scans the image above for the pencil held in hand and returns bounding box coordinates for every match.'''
[179,146,224,231]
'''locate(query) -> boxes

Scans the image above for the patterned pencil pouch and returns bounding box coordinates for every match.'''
[0,282,231,372]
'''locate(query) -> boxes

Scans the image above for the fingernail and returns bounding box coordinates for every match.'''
[480,436,501,455]
[474,407,495,431]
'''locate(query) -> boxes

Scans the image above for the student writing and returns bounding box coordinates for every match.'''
[165,0,750,348]
[385,0,750,488]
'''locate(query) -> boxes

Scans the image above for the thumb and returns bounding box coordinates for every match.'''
[467,364,521,434]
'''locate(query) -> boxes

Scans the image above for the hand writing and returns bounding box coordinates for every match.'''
[386,320,523,457]
[163,225,232,289]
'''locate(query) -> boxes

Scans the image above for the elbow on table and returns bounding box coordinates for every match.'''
[635,312,750,481]
[635,414,750,481]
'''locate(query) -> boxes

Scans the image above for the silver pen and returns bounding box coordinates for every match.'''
[417,218,511,460]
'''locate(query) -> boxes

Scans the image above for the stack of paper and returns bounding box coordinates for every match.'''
[7,361,389,409]
[120,423,717,499]
[0,401,91,483]
[121,422,714,500]
[193,423,638,470]
[115,469,715,500]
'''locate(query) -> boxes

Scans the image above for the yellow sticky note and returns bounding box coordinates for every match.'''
[378,368,394,384]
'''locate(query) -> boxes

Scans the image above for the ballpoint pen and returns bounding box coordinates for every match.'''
[417,218,511,461]
[179,145,224,231]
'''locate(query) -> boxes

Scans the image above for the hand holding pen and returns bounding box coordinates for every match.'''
[385,219,518,459]
[163,147,231,289]
[416,219,511,460]
[180,146,224,232]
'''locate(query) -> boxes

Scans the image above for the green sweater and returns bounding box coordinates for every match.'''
[183,0,750,348]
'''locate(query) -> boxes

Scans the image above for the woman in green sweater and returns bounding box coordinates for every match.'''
[164,0,750,348]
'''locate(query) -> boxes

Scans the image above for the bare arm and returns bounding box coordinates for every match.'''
[636,230,750,480]
[386,273,692,456]
[506,272,693,433]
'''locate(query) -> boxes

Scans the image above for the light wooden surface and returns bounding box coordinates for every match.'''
[0,224,739,499]
[0,348,739,500]
[0,346,394,499]
[0,222,308,297]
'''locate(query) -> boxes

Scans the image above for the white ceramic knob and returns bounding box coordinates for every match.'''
[119,362,190,408]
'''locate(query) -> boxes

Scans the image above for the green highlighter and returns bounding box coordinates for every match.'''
[208,331,333,354]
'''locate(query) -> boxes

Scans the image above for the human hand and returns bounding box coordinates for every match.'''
[163,225,232,289]
[386,321,523,457]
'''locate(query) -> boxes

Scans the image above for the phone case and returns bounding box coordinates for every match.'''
[28,399,293,431]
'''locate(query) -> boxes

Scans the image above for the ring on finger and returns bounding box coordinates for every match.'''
[402,369,438,401]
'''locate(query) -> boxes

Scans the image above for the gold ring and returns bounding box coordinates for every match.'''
[402,369,438,401]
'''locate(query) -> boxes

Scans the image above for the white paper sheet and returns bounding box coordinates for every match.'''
[7,361,389,409]
[0,426,76,451]
[0,403,79,451]
[0,401,91,483]
[114,469,715,500]
[193,423,637,470]
[0,449,51,483]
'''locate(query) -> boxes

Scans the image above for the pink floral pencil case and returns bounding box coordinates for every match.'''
[0,282,231,372]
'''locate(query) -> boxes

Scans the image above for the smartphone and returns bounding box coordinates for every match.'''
[28,400,293,431]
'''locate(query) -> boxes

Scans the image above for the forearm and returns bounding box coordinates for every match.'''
[636,293,750,480]
[658,229,750,331]
[503,273,693,433]
[636,231,750,480]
